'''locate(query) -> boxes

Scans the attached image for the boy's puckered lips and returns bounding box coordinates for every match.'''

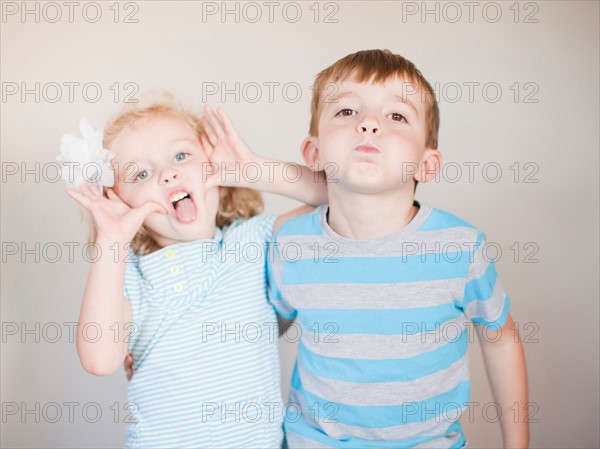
[354,144,381,154]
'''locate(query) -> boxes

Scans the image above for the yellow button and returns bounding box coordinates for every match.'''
[170,266,180,275]
[173,283,183,292]
[166,250,176,259]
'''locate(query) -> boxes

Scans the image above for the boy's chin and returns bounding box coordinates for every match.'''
[337,181,390,195]
[337,171,388,191]
[335,176,413,196]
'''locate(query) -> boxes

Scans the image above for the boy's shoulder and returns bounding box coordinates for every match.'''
[419,204,486,242]
[421,205,477,231]
[273,205,324,240]
[272,204,486,256]
[275,204,480,236]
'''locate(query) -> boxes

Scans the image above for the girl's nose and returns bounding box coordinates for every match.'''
[159,168,180,185]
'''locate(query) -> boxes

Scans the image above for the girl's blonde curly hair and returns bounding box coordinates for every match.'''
[95,92,263,256]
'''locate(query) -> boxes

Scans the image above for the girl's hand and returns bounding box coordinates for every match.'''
[66,183,166,244]
[199,106,258,189]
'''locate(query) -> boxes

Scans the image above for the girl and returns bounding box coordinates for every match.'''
[65,96,326,448]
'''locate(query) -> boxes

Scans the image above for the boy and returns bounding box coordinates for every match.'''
[268,49,529,448]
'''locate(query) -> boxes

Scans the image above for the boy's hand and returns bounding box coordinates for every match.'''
[199,106,257,189]
[66,183,166,244]
[199,105,328,206]
[124,353,134,381]
[477,314,529,448]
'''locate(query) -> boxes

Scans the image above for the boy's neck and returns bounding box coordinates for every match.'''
[326,188,419,240]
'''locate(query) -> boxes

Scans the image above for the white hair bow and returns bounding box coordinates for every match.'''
[57,118,115,190]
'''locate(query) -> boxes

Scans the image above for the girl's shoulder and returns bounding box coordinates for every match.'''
[223,213,277,242]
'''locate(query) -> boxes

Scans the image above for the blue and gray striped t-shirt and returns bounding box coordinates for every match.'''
[124,214,284,449]
[267,203,510,449]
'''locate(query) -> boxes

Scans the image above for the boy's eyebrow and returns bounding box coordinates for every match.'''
[390,95,420,117]
[326,91,420,117]
[328,91,358,102]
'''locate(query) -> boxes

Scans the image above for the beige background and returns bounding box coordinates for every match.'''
[1,1,598,447]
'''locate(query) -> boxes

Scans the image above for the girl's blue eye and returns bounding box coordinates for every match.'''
[175,152,187,162]
[137,170,149,180]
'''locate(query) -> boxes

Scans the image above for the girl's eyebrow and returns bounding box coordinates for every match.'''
[169,137,197,144]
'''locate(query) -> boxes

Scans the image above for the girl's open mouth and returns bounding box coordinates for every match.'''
[168,190,197,224]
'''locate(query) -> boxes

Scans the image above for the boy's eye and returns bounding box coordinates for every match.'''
[336,109,357,117]
[136,170,149,181]
[175,152,188,162]
[389,112,407,122]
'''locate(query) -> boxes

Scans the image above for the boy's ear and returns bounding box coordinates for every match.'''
[414,148,442,183]
[300,136,320,170]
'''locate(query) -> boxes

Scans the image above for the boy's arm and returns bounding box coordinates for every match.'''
[475,312,529,448]
[273,205,313,326]
[199,106,327,206]
[265,204,307,333]
[249,155,327,206]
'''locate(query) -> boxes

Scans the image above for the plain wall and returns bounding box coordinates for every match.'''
[1,1,598,447]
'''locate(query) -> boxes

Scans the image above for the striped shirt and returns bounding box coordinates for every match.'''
[267,203,510,449]
[124,214,284,449]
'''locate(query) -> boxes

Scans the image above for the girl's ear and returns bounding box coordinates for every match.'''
[414,148,442,183]
[300,136,320,170]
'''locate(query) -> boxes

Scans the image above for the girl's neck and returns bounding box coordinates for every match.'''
[147,223,218,253]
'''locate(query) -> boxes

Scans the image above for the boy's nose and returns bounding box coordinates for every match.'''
[357,117,380,134]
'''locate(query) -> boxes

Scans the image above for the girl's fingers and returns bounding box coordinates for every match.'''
[216,107,236,136]
[105,188,127,206]
[201,107,221,144]
[105,188,118,200]
[199,132,213,150]
[200,115,218,146]
[136,201,167,219]
[217,107,254,160]
[78,183,91,197]
[200,134,214,158]
[204,106,226,141]
[79,183,101,199]
[106,188,132,210]
[84,182,102,198]
[65,187,91,208]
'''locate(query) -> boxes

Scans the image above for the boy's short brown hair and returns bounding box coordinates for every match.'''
[309,49,440,150]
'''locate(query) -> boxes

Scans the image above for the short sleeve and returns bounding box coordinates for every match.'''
[124,251,141,302]
[266,233,297,319]
[229,213,277,244]
[255,213,277,243]
[459,232,511,329]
